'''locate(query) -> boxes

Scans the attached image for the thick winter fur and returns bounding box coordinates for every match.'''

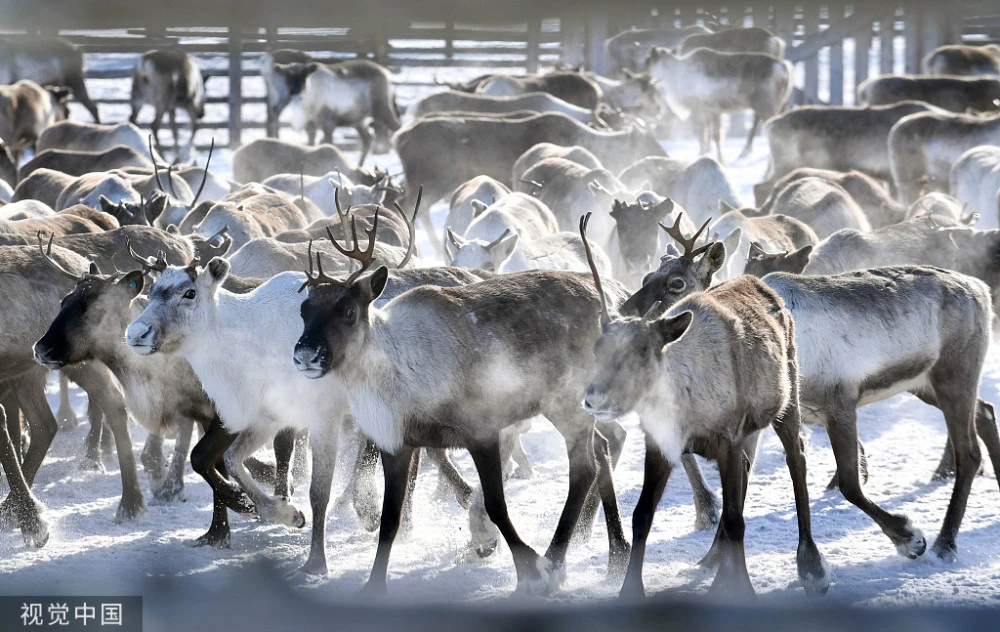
[232,138,377,186]
[449,230,611,277]
[193,193,308,252]
[280,60,400,162]
[762,267,998,561]
[294,268,632,593]
[37,121,159,161]
[605,26,711,73]
[445,176,511,248]
[679,26,786,57]
[477,71,603,110]
[410,90,598,125]
[226,237,410,280]
[394,111,666,208]
[609,196,695,285]
[645,47,791,158]
[19,145,153,181]
[0,80,69,157]
[765,176,872,239]
[759,101,942,197]
[512,143,603,185]
[54,171,140,211]
[950,145,1000,229]
[757,167,907,227]
[859,75,1000,113]
[710,205,819,279]
[12,168,74,208]
[888,111,1000,203]
[589,275,827,597]
[516,157,624,231]
[922,44,1000,77]
[129,50,205,157]
[618,156,739,228]
[0,36,99,122]
[259,48,313,137]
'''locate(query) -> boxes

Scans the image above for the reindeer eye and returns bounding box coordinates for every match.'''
[345,306,357,321]
[183,289,196,300]
[668,278,686,292]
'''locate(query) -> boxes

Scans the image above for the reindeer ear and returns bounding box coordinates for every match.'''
[204,257,230,286]
[99,195,117,213]
[166,224,180,234]
[492,233,519,263]
[692,241,727,279]
[785,245,813,273]
[719,199,736,214]
[358,265,389,303]
[654,310,693,348]
[470,199,489,216]
[119,270,145,296]
[146,193,168,221]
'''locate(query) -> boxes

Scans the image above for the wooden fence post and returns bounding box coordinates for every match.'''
[854,14,872,101]
[228,25,243,148]
[526,18,540,73]
[880,13,894,74]
[561,15,585,69]
[585,14,610,76]
[829,3,844,105]
[804,6,819,103]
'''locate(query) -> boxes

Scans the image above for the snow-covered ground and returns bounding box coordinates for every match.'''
[3,41,1000,612]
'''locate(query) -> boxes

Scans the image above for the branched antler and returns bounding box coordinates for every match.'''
[123,234,168,274]
[391,185,422,269]
[298,209,381,292]
[659,211,712,260]
[37,231,84,282]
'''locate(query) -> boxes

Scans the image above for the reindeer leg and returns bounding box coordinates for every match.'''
[361,446,416,596]
[2,391,22,464]
[772,366,829,593]
[226,427,305,528]
[272,426,296,500]
[827,404,925,557]
[425,448,473,508]
[974,400,1000,486]
[81,401,105,472]
[698,435,758,570]
[56,373,78,430]
[151,105,167,154]
[593,420,629,579]
[466,430,518,559]
[468,436,553,595]
[354,124,373,167]
[682,453,720,530]
[168,108,180,160]
[543,414,598,588]
[66,364,146,523]
[189,418,254,549]
[14,371,59,488]
[737,115,760,160]
[619,434,672,599]
[925,374,982,562]
[713,115,724,165]
[709,435,754,598]
[336,426,381,532]
[0,404,48,548]
[141,432,168,496]
[299,417,341,576]
[152,420,194,504]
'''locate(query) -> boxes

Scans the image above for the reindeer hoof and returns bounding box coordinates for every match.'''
[475,537,498,559]
[694,507,720,531]
[516,557,558,596]
[608,542,631,581]
[292,509,306,529]
[298,556,329,577]
[799,553,831,595]
[151,484,187,506]
[114,498,147,523]
[21,514,50,549]
[79,457,105,473]
[931,539,958,563]
[894,526,926,559]
[189,530,231,549]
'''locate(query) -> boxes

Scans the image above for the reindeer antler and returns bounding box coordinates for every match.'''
[189,138,214,207]
[298,208,381,293]
[658,211,712,261]
[38,231,85,282]
[123,234,168,274]
[391,185,422,269]
[579,213,610,327]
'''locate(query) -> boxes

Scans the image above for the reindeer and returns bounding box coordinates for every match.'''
[129,50,206,159]
[476,70,603,110]
[858,75,1000,114]
[409,91,600,126]
[618,156,739,228]
[0,241,147,545]
[261,171,395,212]
[580,214,828,598]
[516,157,625,231]
[0,80,70,161]
[259,48,313,138]
[291,217,631,594]
[232,138,380,186]
[644,47,791,161]
[608,196,696,286]
[37,121,162,163]
[950,145,1000,230]
[764,176,871,239]
[624,222,1000,564]
[444,176,511,250]
[19,145,153,181]
[756,167,907,227]
[0,37,100,122]
[604,25,711,74]
[0,141,16,188]
[273,59,400,164]
[512,143,603,185]
[757,101,943,199]
[709,202,819,280]
[888,110,1000,204]
[923,44,1000,76]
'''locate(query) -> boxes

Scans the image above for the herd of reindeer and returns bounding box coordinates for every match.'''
[1,21,1000,599]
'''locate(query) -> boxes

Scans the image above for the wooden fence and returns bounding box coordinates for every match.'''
[2,3,990,150]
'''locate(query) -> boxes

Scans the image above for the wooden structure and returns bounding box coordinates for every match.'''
[1,2,990,149]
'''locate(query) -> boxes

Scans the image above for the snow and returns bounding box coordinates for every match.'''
[4,47,1000,612]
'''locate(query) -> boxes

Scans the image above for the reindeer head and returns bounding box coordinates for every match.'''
[621,213,725,316]
[272,62,318,99]
[445,227,518,272]
[610,196,676,281]
[744,241,813,277]
[125,251,226,356]
[34,234,144,368]
[294,212,386,378]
